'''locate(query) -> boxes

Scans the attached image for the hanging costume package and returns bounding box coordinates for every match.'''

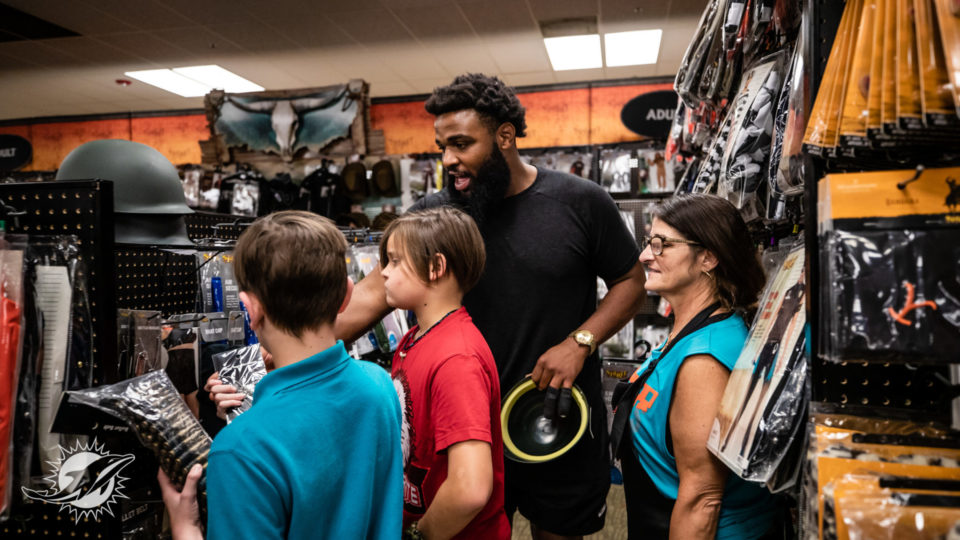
[161,318,200,404]
[118,310,163,380]
[599,148,635,194]
[718,50,787,213]
[819,168,960,364]
[915,0,958,128]
[838,0,878,148]
[769,27,808,212]
[934,0,960,118]
[211,345,266,423]
[676,0,724,108]
[693,111,734,193]
[881,0,899,133]
[196,251,240,315]
[824,473,960,540]
[709,238,808,482]
[804,0,863,155]
[897,0,925,130]
[801,413,960,540]
[0,246,23,519]
[865,0,888,138]
[841,492,960,539]
[64,370,209,520]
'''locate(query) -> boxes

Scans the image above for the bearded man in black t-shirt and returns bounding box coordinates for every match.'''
[342,74,647,539]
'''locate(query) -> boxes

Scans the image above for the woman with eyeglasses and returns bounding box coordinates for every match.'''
[611,194,780,540]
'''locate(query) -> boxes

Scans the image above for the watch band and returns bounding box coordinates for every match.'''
[568,330,597,355]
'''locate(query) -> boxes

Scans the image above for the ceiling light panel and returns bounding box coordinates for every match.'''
[604,29,662,67]
[172,65,264,93]
[543,34,602,71]
[123,69,211,97]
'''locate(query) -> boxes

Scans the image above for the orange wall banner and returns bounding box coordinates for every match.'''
[0,81,675,169]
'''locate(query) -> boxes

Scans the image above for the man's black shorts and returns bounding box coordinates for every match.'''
[504,394,610,535]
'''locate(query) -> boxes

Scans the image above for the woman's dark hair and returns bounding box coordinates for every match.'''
[424,73,527,137]
[654,194,765,310]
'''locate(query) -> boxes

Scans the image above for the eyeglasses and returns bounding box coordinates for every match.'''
[640,234,701,256]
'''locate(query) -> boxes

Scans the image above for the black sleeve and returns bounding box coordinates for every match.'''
[586,187,642,282]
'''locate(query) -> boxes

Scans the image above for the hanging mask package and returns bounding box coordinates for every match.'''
[718,50,788,216]
[709,238,808,483]
[819,167,960,364]
[63,370,210,523]
[211,345,266,423]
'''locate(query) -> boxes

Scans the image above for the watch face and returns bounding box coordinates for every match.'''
[576,331,593,344]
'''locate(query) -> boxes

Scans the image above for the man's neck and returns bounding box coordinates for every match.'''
[261,325,339,370]
[504,152,538,197]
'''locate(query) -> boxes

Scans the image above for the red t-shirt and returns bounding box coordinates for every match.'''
[391,307,510,540]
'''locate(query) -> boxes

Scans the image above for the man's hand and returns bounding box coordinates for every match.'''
[204,372,244,421]
[158,464,204,540]
[530,337,588,407]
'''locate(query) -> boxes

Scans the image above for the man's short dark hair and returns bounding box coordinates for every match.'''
[425,73,527,137]
[234,211,347,337]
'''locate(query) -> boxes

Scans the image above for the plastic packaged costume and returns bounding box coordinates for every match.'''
[819,167,960,364]
[211,345,266,423]
[65,371,210,518]
[710,239,808,482]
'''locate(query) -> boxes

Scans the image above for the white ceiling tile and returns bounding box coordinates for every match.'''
[151,27,245,57]
[160,0,255,25]
[2,0,136,34]
[208,22,301,53]
[408,77,461,94]
[528,0,597,22]
[392,4,473,40]
[85,0,194,31]
[268,17,356,49]
[605,64,660,79]
[428,39,500,75]
[482,33,551,73]
[327,9,413,44]
[41,36,143,65]
[0,41,78,68]
[216,56,305,89]
[319,50,402,83]
[95,32,194,64]
[456,0,535,34]
[377,45,449,81]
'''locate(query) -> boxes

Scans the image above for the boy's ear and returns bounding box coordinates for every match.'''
[428,253,448,282]
[338,277,354,314]
[239,291,264,331]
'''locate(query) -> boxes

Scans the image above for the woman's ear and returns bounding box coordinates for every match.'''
[429,253,448,282]
[701,250,719,274]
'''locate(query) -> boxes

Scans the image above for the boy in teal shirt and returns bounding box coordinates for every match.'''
[159,211,403,539]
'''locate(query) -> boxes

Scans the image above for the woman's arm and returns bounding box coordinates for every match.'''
[669,354,731,540]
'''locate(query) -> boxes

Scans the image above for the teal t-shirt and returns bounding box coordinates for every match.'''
[207,341,403,540]
[628,314,777,540]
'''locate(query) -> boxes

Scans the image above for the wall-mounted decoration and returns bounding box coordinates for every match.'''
[203,80,368,165]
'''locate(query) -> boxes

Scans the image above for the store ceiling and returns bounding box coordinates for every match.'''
[0,0,707,121]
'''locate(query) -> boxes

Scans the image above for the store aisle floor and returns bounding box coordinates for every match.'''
[511,483,628,539]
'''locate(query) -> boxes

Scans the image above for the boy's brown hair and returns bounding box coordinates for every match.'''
[234,210,348,337]
[379,207,486,293]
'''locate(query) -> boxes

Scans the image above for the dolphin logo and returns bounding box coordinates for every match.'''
[22,440,135,522]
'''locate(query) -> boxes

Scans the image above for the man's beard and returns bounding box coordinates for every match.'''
[446,144,511,228]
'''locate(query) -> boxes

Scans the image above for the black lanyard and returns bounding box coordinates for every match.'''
[609,301,727,458]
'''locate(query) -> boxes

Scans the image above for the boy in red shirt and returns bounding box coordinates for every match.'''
[380,207,510,540]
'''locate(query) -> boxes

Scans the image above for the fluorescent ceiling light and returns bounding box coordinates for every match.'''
[124,69,211,97]
[172,65,264,93]
[124,65,264,97]
[544,34,602,71]
[604,29,663,67]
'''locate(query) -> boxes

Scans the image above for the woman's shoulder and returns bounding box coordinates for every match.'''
[682,314,749,368]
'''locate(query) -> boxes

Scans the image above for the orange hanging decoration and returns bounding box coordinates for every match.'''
[887,281,938,326]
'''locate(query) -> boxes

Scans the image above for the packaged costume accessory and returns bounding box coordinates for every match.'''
[211,345,266,423]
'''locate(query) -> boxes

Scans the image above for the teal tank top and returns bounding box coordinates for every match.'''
[628,313,777,539]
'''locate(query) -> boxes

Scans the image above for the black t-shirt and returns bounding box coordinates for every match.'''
[411,167,640,404]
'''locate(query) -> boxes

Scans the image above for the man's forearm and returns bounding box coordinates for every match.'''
[334,267,392,344]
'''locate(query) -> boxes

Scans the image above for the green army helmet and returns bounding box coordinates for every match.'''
[56,139,194,215]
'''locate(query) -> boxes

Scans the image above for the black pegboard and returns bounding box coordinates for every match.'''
[185,211,253,242]
[114,248,198,316]
[0,180,116,385]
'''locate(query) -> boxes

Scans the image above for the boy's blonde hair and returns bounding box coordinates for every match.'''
[234,211,347,337]
[379,207,485,293]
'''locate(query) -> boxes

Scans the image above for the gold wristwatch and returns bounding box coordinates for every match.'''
[568,329,597,355]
